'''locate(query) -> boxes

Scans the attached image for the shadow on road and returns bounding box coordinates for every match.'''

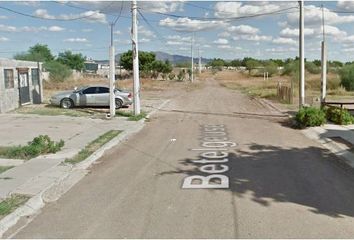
[159,144,354,218]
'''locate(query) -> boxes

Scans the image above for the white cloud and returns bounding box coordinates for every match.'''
[203,44,211,48]
[214,38,229,44]
[159,17,227,32]
[15,1,40,7]
[167,35,191,42]
[266,47,297,53]
[0,16,8,19]
[138,26,156,38]
[227,24,259,35]
[286,5,354,26]
[139,38,151,43]
[64,38,89,43]
[217,45,232,49]
[0,24,17,32]
[342,47,354,52]
[34,9,106,23]
[0,37,9,42]
[82,29,93,33]
[48,26,65,32]
[214,2,296,18]
[273,37,297,45]
[140,2,184,14]
[337,0,354,11]
[279,27,315,38]
[34,9,55,19]
[233,34,272,42]
[218,32,230,38]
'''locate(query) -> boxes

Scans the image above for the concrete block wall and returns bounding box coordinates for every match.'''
[0,59,43,113]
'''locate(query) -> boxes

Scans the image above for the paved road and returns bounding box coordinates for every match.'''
[11,79,354,238]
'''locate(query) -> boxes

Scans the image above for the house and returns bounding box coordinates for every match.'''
[0,59,43,113]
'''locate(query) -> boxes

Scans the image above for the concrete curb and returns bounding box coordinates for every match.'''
[302,128,354,168]
[0,99,171,238]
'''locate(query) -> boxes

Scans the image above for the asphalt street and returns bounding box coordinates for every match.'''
[11,79,354,238]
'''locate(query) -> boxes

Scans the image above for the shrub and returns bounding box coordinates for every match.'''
[305,62,321,74]
[295,107,326,128]
[0,135,64,160]
[43,60,72,82]
[168,73,175,81]
[339,64,354,91]
[177,69,185,82]
[326,106,354,125]
[264,61,278,77]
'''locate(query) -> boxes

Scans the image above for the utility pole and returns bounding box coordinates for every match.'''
[198,46,201,74]
[321,5,327,107]
[191,33,194,82]
[299,0,305,108]
[109,23,116,118]
[132,0,140,115]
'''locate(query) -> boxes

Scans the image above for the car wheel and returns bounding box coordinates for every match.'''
[115,99,123,109]
[60,98,74,109]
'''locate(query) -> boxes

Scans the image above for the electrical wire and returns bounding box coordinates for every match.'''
[137,9,190,54]
[139,6,299,22]
[0,2,114,21]
[113,1,124,25]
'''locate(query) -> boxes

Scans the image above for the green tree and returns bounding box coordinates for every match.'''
[14,44,54,62]
[264,60,278,77]
[120,50,156,71]
[245,59,260,75]
[43,61,71,82]
[207,58,225,70]
[230,59,242,67]
[339,64,354,91]
[57,51,85,71]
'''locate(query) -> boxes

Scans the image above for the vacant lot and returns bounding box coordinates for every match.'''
[214,70,354,110]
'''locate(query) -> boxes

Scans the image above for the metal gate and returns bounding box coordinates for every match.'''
[17,69,30,105]
[31,68,41,104]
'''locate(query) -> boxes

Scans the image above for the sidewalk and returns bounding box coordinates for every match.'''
[0,113,139,199]
[302,124,354,167]
[262,98,354,168]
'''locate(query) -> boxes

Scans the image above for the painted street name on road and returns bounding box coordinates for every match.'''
[182,124,236,189]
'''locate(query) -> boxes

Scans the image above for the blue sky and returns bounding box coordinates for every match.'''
[0,1,354,62]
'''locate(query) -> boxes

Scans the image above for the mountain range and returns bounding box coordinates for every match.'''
[95,51,212,65]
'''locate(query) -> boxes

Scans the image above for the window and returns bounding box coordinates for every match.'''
[98,87,109,94]
[82,87,97,94]
[4,69,14,89]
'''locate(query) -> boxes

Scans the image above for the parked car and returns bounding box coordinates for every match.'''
[50,86,132,109]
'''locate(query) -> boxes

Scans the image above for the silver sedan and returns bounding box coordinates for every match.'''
[50,86,132,109]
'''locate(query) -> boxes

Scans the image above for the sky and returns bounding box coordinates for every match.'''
[0,1,354,62]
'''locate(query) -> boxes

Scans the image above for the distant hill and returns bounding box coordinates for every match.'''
[94,51,211,65]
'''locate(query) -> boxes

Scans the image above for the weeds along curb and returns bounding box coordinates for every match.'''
[0,123,144,238]
[0,99,171,238]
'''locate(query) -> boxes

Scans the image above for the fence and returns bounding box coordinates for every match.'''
[277,83,292,104]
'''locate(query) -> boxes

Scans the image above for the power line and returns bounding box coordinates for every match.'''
[113,1,124,25]
[139,6,299,22]
[137,9,190,54]
[0,2,114,21]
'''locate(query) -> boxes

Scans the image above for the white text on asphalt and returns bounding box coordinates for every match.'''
[182,124,236,189]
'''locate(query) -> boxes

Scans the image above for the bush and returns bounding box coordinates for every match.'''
[0,135,64,160]
[168,73,175,81]
[295,107,326,128]
[339,64,354,91]
[43,60,72,82]
[264,61,278,77]
[305,62,321,74]
[177,69,185,82]
[326,106,354,125]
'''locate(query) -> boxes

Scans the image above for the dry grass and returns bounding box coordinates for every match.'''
[213,69,354,106]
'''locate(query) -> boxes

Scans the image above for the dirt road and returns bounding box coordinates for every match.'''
[11,78,354,238]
